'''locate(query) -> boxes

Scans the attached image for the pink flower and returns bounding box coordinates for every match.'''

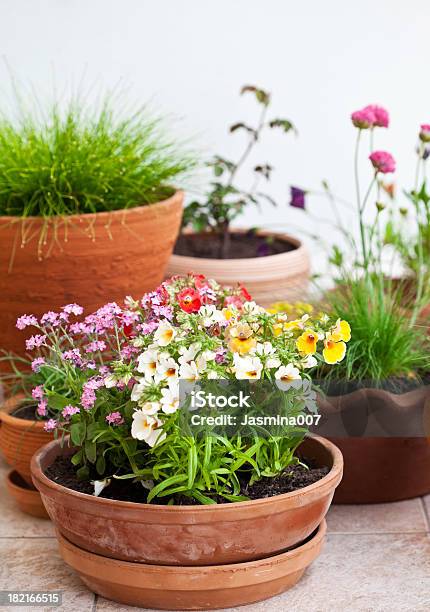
[419,124,430,143]
[41,311,60,327]
[62,348,85,368]
[31,385,44,400]
[44,419,57,432]
[25,334,46,351]
[16,314,38,330]
[369,151,396,174]
[351,107,375,129]
[363,104,389,128]
[63,303,84,316]
[31,357,46,372]
[85,340,107,354]
[106,411,124,426]
[81,376,104,410]
[62,405,80,419]
[37,400,47,417]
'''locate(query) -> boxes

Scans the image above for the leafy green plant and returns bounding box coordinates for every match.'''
[182,85,296,258]
[0,95,192,218]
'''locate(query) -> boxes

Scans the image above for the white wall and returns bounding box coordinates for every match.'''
[1,0,429,277]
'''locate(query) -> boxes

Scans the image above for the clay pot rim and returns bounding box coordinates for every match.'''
[323,384,428,403]
[0,189,184,225]
[6,469,40,497]
[173,228,307,265]
[0,396,46,431]
[58,519,327,578]
[32,434,342,513]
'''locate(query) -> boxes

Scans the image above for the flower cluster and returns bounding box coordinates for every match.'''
[351,104,389,129]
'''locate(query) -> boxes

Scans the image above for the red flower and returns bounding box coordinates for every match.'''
[240,284,252,301]
[192,274,207,290]
[123,323,134,338]
[178,288,202,313]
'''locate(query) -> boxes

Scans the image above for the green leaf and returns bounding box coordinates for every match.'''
[71,450,83,466]
[76,465,90,481]
[85,440,97,464]
[96,453,106,475]
[268,118,296,133]
[70,422,86,446]
[147,475,188,503]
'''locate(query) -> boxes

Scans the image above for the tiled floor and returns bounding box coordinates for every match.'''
[1,454,429,612]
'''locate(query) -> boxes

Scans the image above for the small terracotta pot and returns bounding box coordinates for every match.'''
[32,435,342,566]
[57,521,326,610]
[0,191,183,359]
[0,397,52,485]
[166,230,310,307]
[318,386,430,503]
[6,470,49,519]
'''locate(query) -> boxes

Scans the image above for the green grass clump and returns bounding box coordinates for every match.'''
[321,278,430,382]
[0,97,193,217]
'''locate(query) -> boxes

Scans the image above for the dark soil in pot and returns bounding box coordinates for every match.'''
[319,374,430,397]
[11,403,44,421]
[44,455,329,505]
[174,232,296,260]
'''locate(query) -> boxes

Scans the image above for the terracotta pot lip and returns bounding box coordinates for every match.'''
[32,434,342,513]
[0,395,46,430]
[6,469,39,496]
[324,384,428,401]
[58,519,326,575]
[0,190,184,225]
[172,228,307,265]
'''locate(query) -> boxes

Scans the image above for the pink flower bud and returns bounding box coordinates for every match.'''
[351,107,375,129]
[363,105,389,128]
[419,124,430,143]
[369,151,396,174]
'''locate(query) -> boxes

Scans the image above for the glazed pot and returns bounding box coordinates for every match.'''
[0,396,52,485]
[32,435,342,566]
[166,230,310,307]
[6,470,49,519]
[0,191,183,358]
[317,385,430,503]
[57,520,327,610]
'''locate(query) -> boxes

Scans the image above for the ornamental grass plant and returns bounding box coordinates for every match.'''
[4,274,348,504]
[0,94,192,218]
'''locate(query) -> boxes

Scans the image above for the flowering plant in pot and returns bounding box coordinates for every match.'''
[294,104,430,503]
[24,274,345,609]
[166,85,310,306]
[0,91,193,359]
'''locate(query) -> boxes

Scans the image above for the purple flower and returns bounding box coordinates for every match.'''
[140,321,159,335]
[31,357,46,372]
[63,303,84,316]
[31,385,44,400]
[44,419,57,432]
[257,242,271,257]
[290,186,306,209]
[41,311,60,327]
[215,348,227,364]
[37,400,47,417]
[85,340,107,354]
[25,334,46,350]
[423,147,430,161]
[62,348,85,368]
[106,411,124,426]
[81,376,104,410]
[16,314,38,330]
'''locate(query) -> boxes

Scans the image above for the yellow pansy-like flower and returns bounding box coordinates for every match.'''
[323,336,346,364]
[296,329,318,355]
[228,322,257,355]
[330,319,351,343]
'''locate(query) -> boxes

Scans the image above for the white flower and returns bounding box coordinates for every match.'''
[252,342,281,369]
[275,364,301,390]
[104,374,117,388]
[196,350,216,372]
[243,301,265,316]
[160,383,179,414]
[137,348,159,379]
[234,355,263,380]
[131,378,151,402]
[138,401,160,415]
[131,411,166,447]
[178,342,201,365]
[207,370,220,379]
[302,355,318,369]
[92,478,111,497]
[179,360,199,381]
[154,321,176,347]
[155,356,179,383]
[198,305,224,327]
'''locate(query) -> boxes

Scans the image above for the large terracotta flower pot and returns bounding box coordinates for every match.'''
[317,386,430,503]
[166,230,310,306]
[32,435,342,566]
[0,191,183,358]
[56,521,327,610]
[6,470,49,519]
[0,397,52,485]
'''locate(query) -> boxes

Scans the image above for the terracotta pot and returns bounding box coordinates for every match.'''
[318,386,430,503]
[57,520,326,610]
[0,397,52,485]
[6,470,49,519]
[166,230,310,307]
[32,435,342,566]
[0,191,183,358]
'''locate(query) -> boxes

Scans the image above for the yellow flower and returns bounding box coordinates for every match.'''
[228,322,256,355]
[296,329,318,355]
[284,319,302,331]
[331,319,351,343]
[323,337,346,364]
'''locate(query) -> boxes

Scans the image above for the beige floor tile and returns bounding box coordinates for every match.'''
[97,533,430,612]
[0,538,94,611]
[327,498,428,534]
[0,463,54,538]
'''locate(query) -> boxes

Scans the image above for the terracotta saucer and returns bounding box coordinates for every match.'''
[6,470,49,519]
[57,520,326,610]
